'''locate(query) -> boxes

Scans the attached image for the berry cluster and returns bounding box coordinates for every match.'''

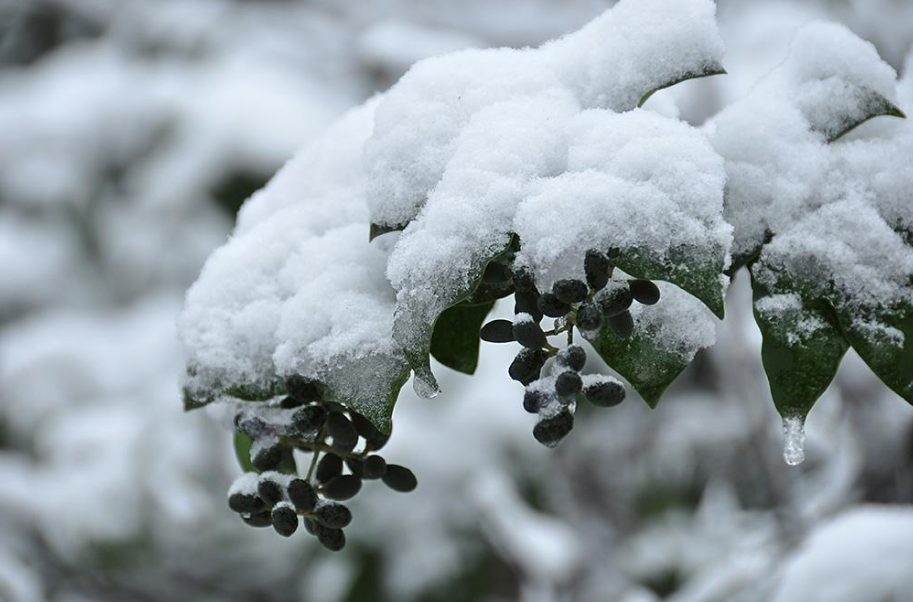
[227,376,417,551]
[481,249,661,446]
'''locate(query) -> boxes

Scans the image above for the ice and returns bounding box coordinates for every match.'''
[782,415,807,466]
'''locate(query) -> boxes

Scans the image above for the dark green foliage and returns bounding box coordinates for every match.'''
[257,475,284,506]
[323,475,362,501]
[270,504,299,537]
[480,320,516,343]
[508,349,548,385]
[597,285,633,317]
[482,262,511,284]
[553,279,589,305]
[513,318,547,349]
[630,279,661,305]
[585,250,612,291]
[326,412,358,448]
[583,379,626,407]
[288,479,317,513]
[228,491,263,514]
[315,503,353,529]
[382,464,418,492]
[431,300,496,375]
[555,371,582,398]
[533,410,574,448]
[538,293,572,318]
[316,454,343,484]
[576,303,603,332]
[285,375,321,403]
[607,311,635,339]
[362,455,387,480]
[556,345,586,372]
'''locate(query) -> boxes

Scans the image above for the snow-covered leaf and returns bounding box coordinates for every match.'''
[637,64,727,107]
[430,300,496,375]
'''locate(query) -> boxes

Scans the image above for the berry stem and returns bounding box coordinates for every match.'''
[304,427,325,482]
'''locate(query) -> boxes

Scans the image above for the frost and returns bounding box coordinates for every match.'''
[754,294,828,346]
[228,472,259,497]
[782,415,807,466]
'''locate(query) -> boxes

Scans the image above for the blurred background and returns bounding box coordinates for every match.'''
[1,0,912,601]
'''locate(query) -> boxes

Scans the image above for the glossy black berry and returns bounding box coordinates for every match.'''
[236,414,271,439]
[480,320,515,343]
[286,375,321,403]
[583,379,626,408]
[510,267,538,293]
[584,250,612,291]
[315,503,353,529]
[278,395,304,409]
[303,518,318,535]
[228,492,264,514]
[350,412,389,451]
[607,311,634,339]
[514,290,543,321]
[316,453,343,484]
[513,317,547,349]
[326,412,358,448]
[257,475,284,506]
[555,371,583,398]
[382,464,417,492]
[242,511,272,528]
[322,475,362,501]
[630,279,661,305]
[556,345,586,372]
[362,455,387,480]
[576,302,603,333]
[315,525,346,551]
[533,410,574,448]
[552,279,588,305]
[596,286,633,317]
[288,478,318,513]
[271,503,299,537]
[345,457,364,478]
[523,388,548,414]
[538,293,571,318]
[252,442,283,472]
[291,405,327,435]
[332,434,358,456]
[508,349,548,385]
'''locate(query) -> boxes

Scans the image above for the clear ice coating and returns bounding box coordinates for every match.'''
[782,415,807,466]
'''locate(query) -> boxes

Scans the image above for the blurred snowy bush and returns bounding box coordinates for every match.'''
[1,1,912,601]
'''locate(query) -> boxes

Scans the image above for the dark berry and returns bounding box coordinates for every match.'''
[596,286,633,317]
[382,464,417,492]
[271,503,299,537]
[555,371,583,398]
[523,388,548,414]
[322,475,362,501]
[508,349,548,385]
[236,414,271,439]
[607,311,634,339]
[315,525,346,551]
[480,320,515,343]
[576,303,603,333]
[252,443,283,472]
[291,405,327,435]
[538,293,571,318]
[286,375,321,403]
[583,379,626,408]
[315,503,353,529]
[514,290,543,321]
[228,492,264,514]
[552,279,588,305]
[242,511,272,528]
[332,435,358,456]
[257,475,284,506]
[278,396,303,409]
[510,267,538,293]
[350,412,389,450]
[584,250,612,291]
[326,412,358,448]
[316,453,343,484]
[630,280,661,305]
[345,457,365,478]
[533,410,574,448]
[303,518,318,535]
[362,455,387,480]
[513,317,547,349]
[556,345,586,372]
[288,478,318,512]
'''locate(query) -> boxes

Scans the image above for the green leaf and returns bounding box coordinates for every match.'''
[752,272,848,418]
[430,301,496,375]
[612,245,727,319]
[813,83,906,143]
[233,431,256,473]
[638,64,727,107]
[369,222,406,241]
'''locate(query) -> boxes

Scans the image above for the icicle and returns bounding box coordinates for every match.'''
[411,369,440,399]
[782,415,806,466]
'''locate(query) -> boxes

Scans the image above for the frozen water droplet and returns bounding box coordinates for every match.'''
[412,373,440,399]
[782,416,806,466]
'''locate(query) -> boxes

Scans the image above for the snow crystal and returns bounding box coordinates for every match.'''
[625,282,718,360]
[228,472,259,497]
[782,415,806,466]
[754,294,828,346]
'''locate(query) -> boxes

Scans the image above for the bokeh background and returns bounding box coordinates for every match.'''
[1,1,913,601]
